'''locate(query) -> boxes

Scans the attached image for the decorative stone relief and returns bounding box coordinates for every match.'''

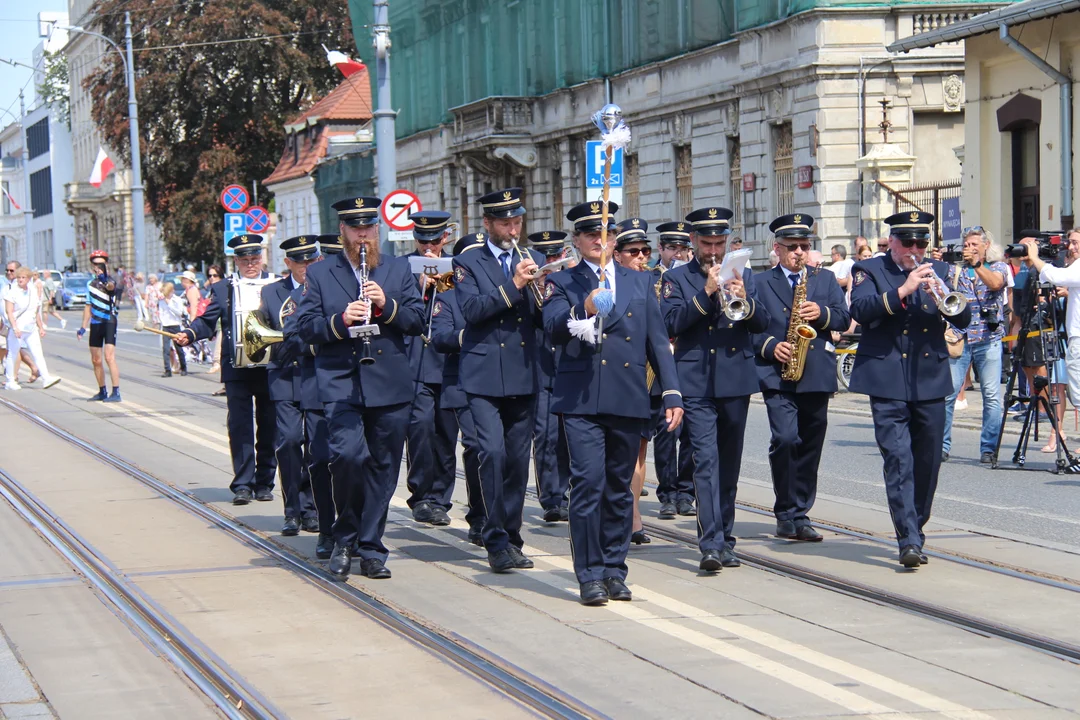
[943,75,963,112]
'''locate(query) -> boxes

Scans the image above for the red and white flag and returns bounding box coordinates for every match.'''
[89,147,114,187]
[1,184,20,211]
[324,46,365,78]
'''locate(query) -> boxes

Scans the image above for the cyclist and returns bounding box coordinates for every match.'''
[77,249,124,402]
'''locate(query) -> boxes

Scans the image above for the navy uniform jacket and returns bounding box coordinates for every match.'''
[295,251,424,407]
[543,263,681,418]
[279,284,323,412]
[453,244,545,397]
[537,327,557,390]
[848,254,972,401]
[429,288,468,410]
[662,260,770,398]
[186,272,273,383]
[647,267,667,399]
[752,265,851,394]
[259,276,303,402]
[405,251,449,384]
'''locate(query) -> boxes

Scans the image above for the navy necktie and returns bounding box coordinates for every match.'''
[500,252,511,279]
[789,273,800,290]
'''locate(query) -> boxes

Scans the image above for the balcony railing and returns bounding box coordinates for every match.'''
[450,97,534,147]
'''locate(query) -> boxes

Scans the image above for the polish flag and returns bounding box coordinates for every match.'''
[1,184,19,211]
[324,46,365,78]
[89,147,115,187]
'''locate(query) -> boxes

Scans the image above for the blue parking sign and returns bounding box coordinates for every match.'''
[586,141,624,189]
[224,213,248,255]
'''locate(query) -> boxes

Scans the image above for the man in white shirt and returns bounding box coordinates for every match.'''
[827,244,855,290]
[1022,231,1080,407]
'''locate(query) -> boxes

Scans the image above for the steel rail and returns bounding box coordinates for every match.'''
[0,397,601,720]
[0,468,279,720]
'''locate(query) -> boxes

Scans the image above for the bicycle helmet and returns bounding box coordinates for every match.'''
[89,249,109,261]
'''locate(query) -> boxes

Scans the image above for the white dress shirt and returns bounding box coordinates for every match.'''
[1039,261,1080,339]
[583,258,617,301]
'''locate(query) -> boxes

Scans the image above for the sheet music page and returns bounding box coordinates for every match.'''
[718,248,753,282]
[408,256,453,275]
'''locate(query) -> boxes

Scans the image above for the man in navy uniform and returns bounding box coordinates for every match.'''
[452,187,544,573]
[850,210,971,567]
[176,234,277,505]
[403,210,459,527]
[753,214,850,541]
[295,196,425,580]
[259,235,325,537]
[651,221,695,519]
[662,206,770,571]
[545,201,683,605]
[430,234,490,546]
[529,230,572,523]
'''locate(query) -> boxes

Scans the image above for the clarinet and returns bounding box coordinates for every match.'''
[358,244,375,366]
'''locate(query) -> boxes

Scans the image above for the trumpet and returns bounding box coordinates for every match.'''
[511,238,545,307]
[921,262,968,317]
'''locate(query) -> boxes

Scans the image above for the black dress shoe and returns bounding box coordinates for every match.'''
[558,506,569,521]
[487,548,515,573]
[412,502,436,524]
[579,580,608,606]
[467,525,485,547]
[360,558,392,579]
[281,517,300,537]
[639,487,649,497]
[301,516,320,533]
[232,487,253,505]
[920,553,929,565]
[315,534,334,560]
[507,546,534,569]
[161,371,172,378]
[899,545,922,568]
[630,530,651,545]
[676,499,697,516]
[604,577,632,601]
[180,370,188,377]
[429,506,451,526]
[329,545,352,580]
[794,525,823,542]
[658,502,677,520]
[254,487,274,502]
[542,506,562,523]
[720,548,741,568]
[699,551,722,572]
[775,520,797,538]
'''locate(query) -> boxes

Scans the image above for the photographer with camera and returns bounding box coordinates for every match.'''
[1020,230,1080,422]
[935,227,1008,464]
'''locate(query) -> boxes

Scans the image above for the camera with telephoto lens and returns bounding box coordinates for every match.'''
[980,305,1002,332]
[1004,230,1066,263]
[940,244,965,264]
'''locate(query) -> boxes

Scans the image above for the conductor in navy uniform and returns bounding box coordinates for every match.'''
[295,196,425,580]
[430,234,490,547]
[403,210,459,527]
[752,214,850,541]
[176,234,277,506]
[662,206,771,571]
[529,230,572,523]
[849,211,971,568]
[452,187,545,573]
[545,201,683,605]
[259,235,324,537]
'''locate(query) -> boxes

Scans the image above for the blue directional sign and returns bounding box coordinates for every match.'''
[940,197,962,241]
[586,141,624,189]
[224,212,248,256]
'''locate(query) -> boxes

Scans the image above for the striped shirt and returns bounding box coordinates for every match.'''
[87,276,122,324]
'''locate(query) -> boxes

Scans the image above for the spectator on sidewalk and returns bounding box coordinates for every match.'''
[39,270,66,328]
[158,281,187,377]
[827,244,855,291]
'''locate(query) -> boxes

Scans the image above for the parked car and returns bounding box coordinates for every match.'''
[59,273,92,310]
[162,271,207,290]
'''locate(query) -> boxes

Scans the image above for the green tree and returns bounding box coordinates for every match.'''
[38,50,70,129]
[85,0,355,264]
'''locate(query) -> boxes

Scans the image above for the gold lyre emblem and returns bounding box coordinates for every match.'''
[423,264,439,276]
[355,198,365,208]
[910,211,919,223]
[590,202,600,214]
[542,232,550,240]
[708,208,718,219]
[632,218,640,228]
[793,214,802,224]
[503,191,513,201]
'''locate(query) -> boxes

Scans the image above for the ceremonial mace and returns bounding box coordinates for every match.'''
[592,104,631,349]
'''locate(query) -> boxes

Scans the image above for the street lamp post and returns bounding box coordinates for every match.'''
[19,90,35,270]
[61,12,145,274]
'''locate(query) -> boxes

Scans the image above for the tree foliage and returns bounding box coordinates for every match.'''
[86,0,355,264]
[38,50,70,129]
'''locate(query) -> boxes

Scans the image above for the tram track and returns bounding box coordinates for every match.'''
[0,396,600,720]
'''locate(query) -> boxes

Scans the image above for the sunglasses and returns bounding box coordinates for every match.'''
[962,225,984,235]
[899,239,931,249]
[208,273,220,278]
[91,262,107,268]
[4,269,14,273]
[416,237,442,245]
[619,247,652,258]
[779,243,811,252]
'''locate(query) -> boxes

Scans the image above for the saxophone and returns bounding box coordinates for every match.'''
[781,271,817,383]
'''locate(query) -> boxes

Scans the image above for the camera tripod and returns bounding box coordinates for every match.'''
[991,271,1079,473]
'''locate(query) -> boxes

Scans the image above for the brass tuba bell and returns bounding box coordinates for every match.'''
[242,311,284,365]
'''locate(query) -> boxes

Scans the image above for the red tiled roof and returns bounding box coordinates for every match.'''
[264,71,373,186]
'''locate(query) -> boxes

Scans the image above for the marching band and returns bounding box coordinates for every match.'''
[193,189,957,600]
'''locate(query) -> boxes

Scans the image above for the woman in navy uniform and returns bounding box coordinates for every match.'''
[752,214,850,541]
[452,187,545,574]
[176,234,277,506]
[295,196,425,580]
[529,230,572,523]
[849,211,971,568]
[430,234,490,547]
[403,210,459,527]
[545,201,683,605]
[259,235,324,538]
[662,207,770,572]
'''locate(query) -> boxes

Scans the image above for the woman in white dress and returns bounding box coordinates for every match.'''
[4,267,60,390]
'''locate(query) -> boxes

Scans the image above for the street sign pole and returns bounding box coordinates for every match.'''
[373,0,396,256]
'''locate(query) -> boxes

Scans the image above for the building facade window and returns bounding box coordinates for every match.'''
[675,144,693,219]
[773,122,794,217]
[728,137,742,235]
[30,167,53,218]
[623,153,639,219]
[27,118,49,160]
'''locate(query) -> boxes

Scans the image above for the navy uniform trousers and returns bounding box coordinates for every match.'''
[273,399,317,520]
[226,371,277,494]
[405,380,459,510]
[653,410,693,504]
[763,390,830,526]
[305,407,335,532]
[564,414,640,583]
[870,397,945,550]
[453,405,487,531]
[684,396,750,552]
[468,394,536,550]
[533,387,570,511]
[325,401,411,561]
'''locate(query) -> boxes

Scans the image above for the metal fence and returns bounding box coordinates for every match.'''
[878,178,962,242]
